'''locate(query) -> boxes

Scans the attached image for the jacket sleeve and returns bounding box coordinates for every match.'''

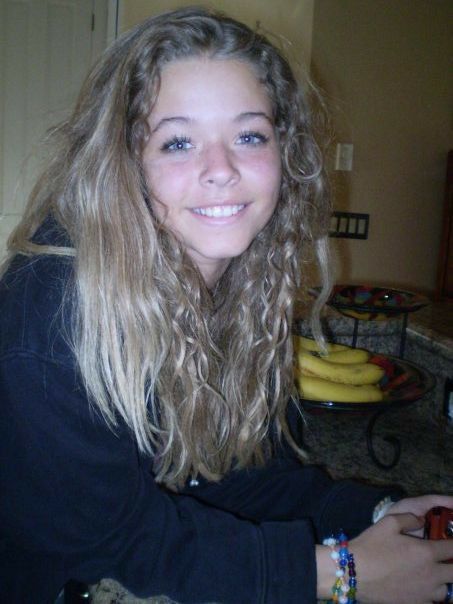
[0,353,317,604]
[181,455,404,542]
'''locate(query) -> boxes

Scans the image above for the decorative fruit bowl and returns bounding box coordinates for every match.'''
[310,284,430,321]
[299,354,435,411]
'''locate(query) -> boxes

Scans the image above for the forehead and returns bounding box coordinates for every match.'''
[149,57,273,122]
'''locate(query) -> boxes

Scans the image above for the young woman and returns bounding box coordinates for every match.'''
[0,7,451,604]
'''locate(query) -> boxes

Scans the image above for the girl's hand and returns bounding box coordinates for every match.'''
[383,494,453,537]
[350,512,453,604]
[387,494,453,519]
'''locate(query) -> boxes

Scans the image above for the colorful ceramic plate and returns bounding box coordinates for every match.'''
[310,285,430,320]
[298,354,435,411]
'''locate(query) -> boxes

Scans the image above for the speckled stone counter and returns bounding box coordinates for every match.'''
[405,329,453,422]
[299,401,452,496]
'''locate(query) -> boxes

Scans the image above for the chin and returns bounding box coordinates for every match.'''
[202,243,251,262]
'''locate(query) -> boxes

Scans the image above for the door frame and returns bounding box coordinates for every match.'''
[106,0,120,44]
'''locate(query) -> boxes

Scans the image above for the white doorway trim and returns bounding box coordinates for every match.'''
[106,0,120,44]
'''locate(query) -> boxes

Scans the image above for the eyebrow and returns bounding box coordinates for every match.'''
[234,111,274,125]
[151,116,192,134]
[151,111,273,134]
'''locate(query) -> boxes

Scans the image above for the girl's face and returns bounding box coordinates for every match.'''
[142,57,282,286]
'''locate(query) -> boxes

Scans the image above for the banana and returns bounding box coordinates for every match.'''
[296,349,385,386]
[293,335,348,354]
[322,348,371,364]
[296,374,384,403]
[293,335,385,403]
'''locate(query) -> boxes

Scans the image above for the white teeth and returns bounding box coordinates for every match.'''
[193,204,245,218]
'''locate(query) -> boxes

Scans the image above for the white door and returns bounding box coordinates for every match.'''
[0,0,116,257]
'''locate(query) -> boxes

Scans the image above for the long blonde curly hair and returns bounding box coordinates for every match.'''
[5,7,332,487]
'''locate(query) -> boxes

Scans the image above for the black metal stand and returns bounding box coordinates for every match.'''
[348,312,413,468]
[350,312,409,358]
[399,312,408,358]
[365,408,402,469]
[352,318,359,348]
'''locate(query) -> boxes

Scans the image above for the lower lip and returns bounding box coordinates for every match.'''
[190,205,248,225]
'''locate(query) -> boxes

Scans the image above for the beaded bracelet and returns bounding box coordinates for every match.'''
[322,532,357,604]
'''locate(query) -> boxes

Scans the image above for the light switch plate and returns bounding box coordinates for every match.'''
[335,143,354,171]
[330,211,369,239]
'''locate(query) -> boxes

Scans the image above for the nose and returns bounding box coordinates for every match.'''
[199,143,240,188]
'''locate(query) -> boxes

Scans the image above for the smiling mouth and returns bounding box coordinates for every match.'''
[192,204,246,218]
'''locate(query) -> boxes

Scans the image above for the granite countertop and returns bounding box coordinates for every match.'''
[299,400,452,496]
[408,300,453,342]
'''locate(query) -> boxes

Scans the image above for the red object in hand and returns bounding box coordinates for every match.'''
[425,506,453,563]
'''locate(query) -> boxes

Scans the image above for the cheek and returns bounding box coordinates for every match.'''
[144,158,194,205]
[247,153,282,199]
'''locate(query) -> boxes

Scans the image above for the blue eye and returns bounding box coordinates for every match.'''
[161,136,193,152]
[237,131,269,146]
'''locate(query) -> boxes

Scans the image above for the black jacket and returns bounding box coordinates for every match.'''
[0,227,400,603]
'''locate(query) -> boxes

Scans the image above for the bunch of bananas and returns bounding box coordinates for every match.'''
[293,335,385,403]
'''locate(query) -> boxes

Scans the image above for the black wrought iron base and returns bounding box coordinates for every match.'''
[365,409,402,469]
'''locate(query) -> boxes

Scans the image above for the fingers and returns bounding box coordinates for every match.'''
[420,494,453,513]
[385,511,425,534]
[433,581,453,604]
[432,538,453,563]
[391,495,453,517]
[427,543,453,603]
[438,562,453,584]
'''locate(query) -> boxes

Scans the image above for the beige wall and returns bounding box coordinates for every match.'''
[119,0,314,70]
[311,0,453,294]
